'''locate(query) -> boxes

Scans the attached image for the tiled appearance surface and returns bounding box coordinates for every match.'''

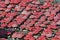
[0,0,60,40]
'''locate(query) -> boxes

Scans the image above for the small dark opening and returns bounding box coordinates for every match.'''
[1,0,5,1]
